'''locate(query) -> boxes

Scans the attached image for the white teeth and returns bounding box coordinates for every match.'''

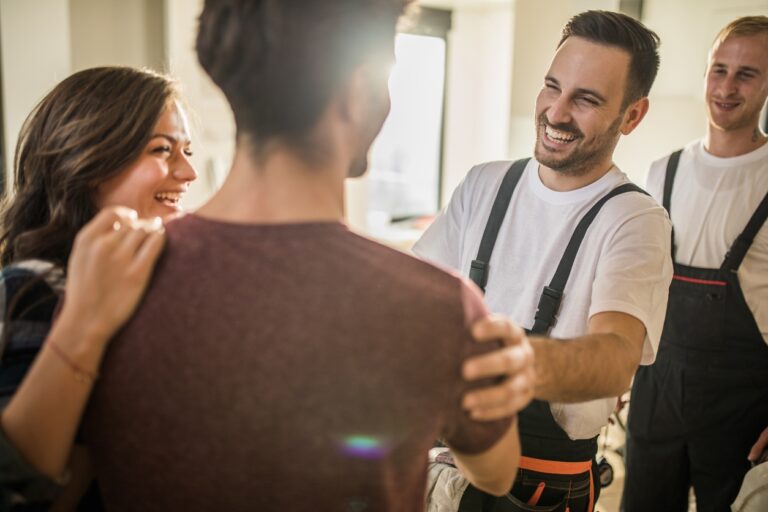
[155,192,182,203]
[545,126,577,142]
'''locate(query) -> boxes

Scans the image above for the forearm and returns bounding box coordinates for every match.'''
[531,332,640,403]
[0,313,107,479]
[452,416,520,496]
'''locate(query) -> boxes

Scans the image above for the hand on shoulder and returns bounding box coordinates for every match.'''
[58,207,166,344]
[461,315,535,421]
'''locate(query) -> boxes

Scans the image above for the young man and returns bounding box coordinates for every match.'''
[415,11,672,512]
[81,1,534,510]
[624,16,768,512]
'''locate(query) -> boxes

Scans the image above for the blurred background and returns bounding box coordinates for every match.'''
[1,0,767,248]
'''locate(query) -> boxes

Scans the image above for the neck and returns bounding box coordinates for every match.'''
[705,122,767,158]
[538,159,615,192]
[197,142,347,224]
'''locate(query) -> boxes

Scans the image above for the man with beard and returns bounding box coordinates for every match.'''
[415,10,672,512]
[82,1,533,510]
[623,16,768,512]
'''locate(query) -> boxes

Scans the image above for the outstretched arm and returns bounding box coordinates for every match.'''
[531,311,645,403]
[0,207,165,480]
[461,311,644,420]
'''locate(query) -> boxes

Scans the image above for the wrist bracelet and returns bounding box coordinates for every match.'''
[47,339,99,384]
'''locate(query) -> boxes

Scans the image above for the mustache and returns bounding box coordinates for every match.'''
[537,112,583,138]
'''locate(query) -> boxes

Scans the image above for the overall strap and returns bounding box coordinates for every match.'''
[530,183,649,335]
[721,191,768,273]
[468,158,531,292]
[663,149,683,261]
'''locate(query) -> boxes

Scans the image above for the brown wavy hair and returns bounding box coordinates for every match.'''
[0,66,180,267]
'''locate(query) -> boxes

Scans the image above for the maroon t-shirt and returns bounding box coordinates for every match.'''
[85,214,510,512]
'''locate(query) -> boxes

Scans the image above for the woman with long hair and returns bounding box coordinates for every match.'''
[0,66,197,509]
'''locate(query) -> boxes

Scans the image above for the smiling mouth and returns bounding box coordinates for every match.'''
[155,191,184,208]
[543,125,580,146]
[713,100,741,111]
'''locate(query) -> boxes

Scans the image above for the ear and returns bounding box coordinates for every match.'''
[620,96,649,135]
[336,62,391,128]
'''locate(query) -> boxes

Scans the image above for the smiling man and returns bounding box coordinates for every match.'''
[415,11,672,512]
[624,16,768,512]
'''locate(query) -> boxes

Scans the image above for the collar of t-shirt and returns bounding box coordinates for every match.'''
[527,160,625,206]
[693,138,768,168]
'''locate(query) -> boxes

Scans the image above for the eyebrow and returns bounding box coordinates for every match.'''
[150,133,191,145]
[545,75,607,103]
[712,62,762,75]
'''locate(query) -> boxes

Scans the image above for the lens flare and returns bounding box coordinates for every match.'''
[340,435,388,459]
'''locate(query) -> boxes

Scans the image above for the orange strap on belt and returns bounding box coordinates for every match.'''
[527,482,546,506]
[518,456,595,512]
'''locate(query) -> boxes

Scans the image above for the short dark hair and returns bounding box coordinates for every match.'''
[559,10,660,107]
[196,0,412,155]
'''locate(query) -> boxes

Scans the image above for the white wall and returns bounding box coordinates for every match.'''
[439,2,514,203]
[0,0,72,187]
[70,0,164,72]
[164,0,234,210]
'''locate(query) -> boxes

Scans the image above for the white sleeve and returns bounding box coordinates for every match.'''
[645,154,670,205]
[412,172,473,272]
[588,204,673,365]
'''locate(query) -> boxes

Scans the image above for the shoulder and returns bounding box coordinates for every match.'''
[454,160,523,199]
[464,160,525,189]
[646,141,699,201]
[349,230,471,303]
[448,159,532,215]
[599,177,671,239]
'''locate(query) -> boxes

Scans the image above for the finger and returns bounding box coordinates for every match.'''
[113,218,163,259]
[465,378,535,422]
[78,207,139,241]
[748,427,768,461]
[471,314,526,347]
[463,372,534,412]
[114,225,154,261]
[462,343,533,381]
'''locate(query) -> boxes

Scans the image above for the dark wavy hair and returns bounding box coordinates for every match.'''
[559,10,661,107]
[0,66,180,267]
[196,0,412,159]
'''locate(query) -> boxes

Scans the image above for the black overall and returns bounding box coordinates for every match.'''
[624,150,768,512]
[458,159,647,512]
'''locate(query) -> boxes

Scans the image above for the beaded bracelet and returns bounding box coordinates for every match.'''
[47,339,99,384]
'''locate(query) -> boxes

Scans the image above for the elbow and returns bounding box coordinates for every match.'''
[619,356,641,394]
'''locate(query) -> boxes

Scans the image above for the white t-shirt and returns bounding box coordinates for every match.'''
[414,159,672,440]
[646,139,768,345]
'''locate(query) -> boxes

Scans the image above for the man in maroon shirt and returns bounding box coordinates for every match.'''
[84,1,534,510]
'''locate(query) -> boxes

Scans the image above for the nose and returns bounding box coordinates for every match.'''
[545,94,573,126]
[172,156,198,183]
[723,74,739,96]
[715,72,739,98]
